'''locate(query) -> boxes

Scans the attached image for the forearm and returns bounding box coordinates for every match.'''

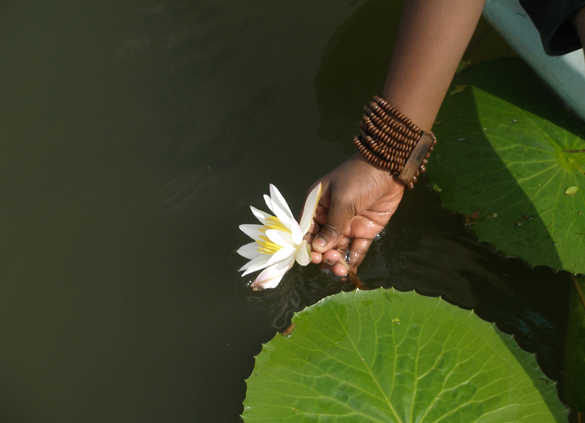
[382,0,486,132]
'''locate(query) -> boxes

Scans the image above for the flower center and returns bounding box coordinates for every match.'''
[256,216,290,255]
[256,235,281,255]
[264,216,289,232]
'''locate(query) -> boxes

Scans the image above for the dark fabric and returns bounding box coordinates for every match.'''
[520,0,585,55]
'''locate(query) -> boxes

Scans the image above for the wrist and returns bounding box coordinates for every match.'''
[349,152,407,192]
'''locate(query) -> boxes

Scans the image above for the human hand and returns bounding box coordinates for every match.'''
[304,152,405,277]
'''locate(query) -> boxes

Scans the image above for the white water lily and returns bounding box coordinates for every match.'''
[237,183,322,290]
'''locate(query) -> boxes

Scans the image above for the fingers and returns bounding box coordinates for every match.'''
[331,263,349,277]
[313,249,346,275]
[323,250,348,278]
[322,249,343,266]
[327,238,373,278]
[311,251,322,264]
[311,201,353,254]
[312,223,341,253]
[347,238,372,270]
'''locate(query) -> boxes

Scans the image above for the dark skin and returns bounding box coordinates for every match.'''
[305,152,404,275]
[305,0,486,276]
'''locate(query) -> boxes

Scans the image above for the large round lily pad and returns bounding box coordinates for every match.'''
[243,288,567,421]
[428,58,585,274]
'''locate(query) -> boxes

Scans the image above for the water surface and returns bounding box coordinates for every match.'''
[0,1,567,422]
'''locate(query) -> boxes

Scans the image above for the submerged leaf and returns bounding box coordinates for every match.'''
[456,59,471,74]
[243,289,567,422]
[448,84,468,96]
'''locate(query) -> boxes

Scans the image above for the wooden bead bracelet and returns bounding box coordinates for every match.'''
[353,95,436,190]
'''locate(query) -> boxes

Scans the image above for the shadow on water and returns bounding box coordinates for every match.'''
[247,0,574,418]
[430,58,565,272]
[314,0,517,150]
[313,0,402,149]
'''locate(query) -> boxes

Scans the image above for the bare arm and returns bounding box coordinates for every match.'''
[382,0,486,131]
[307,0,486,276]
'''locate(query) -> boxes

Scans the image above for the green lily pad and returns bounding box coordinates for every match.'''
[243,289,567,422]
[563,276,585,413]
[428,58,585,274]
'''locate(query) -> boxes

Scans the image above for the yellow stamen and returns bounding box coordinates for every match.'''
[264,216,290,233]
[256,217,290,255]
[257,235,281,255]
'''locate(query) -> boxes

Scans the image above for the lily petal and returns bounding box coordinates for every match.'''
[294,240,311,266]
[264,195,293,231]
[268,246,295,265]
[250,257,294,290]
[290,218,303,246]
[299,183,322,235]
[250,206,272,225]
[237,242,261,260]
[240,254,270,274]
[265,229,295,249]
[239,224,264,241]
[269,184,294,220]
[262,194,275,215]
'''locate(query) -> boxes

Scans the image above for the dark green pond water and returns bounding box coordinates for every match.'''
[0,0,571,421]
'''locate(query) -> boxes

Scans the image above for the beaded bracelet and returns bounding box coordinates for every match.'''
[353,95,436,190]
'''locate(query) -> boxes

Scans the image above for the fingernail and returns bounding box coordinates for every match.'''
[313,236,326,249]
[325,258,336,266]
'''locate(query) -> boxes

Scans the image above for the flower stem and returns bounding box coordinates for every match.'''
[337,258,365,290]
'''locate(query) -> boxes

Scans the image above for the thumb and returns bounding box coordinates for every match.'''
[312,202,352,253]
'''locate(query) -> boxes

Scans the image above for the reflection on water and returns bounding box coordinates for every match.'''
[0,0,569,421]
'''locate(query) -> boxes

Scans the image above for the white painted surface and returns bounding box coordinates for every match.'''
[483,0,585,122]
